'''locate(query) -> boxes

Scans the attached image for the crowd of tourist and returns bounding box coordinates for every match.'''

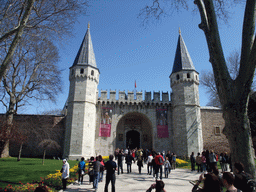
[58,148,255,192]
[190,150,232,173]
[190,150,255,192]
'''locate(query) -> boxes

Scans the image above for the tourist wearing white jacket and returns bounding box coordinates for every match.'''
[61,159,70,190]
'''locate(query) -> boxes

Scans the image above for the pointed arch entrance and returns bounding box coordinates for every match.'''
[116,112,153,150]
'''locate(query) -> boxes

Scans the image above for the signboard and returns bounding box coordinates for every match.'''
[99,107,112,137]
[156,108,169,138]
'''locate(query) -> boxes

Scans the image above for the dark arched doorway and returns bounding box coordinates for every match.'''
[126,130,140,149]
[116,112,153,150]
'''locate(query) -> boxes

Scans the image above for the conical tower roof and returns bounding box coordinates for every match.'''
[171,29,195,74]
[72,23,97,68]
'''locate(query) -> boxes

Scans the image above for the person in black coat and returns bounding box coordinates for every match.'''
[190,152,196,171]
[125,152,135,173]
[104,155,117,192]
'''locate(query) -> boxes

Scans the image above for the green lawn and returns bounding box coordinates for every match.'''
[0,157,78,189]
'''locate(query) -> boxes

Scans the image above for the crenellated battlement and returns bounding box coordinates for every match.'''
[97,90,170,104]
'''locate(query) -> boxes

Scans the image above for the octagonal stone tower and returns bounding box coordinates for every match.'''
[170,30,203,157]
[63,23,100,160]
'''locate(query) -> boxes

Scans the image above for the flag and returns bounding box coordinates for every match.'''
[135,80,137,88]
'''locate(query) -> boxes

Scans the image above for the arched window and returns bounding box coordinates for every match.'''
[71,69,74,75]
[80,68,84,74]
[187,73,190,78]
[196,75,198,80]
[91,70,94,76]
[176,74,180,80]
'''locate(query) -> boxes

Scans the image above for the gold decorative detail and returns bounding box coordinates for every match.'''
[179,27,181,35]
[88,22,90,29]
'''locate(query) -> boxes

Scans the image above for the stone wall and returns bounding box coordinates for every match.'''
[94,102,172,156]
[4,114,66,158]
[200,107,229,154]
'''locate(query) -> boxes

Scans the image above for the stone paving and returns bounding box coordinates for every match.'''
[60,164,201,192]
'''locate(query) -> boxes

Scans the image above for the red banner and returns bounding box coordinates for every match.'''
[156,108,169,138]
[99,107,112,137]
[99,123,111,137]
[157,125,169,138]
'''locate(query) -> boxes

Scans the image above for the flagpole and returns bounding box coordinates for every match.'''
[134,80,137,100]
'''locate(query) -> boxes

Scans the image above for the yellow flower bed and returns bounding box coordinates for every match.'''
[70,164,78,173]
[176,158,188,164]
[102,156,109,160]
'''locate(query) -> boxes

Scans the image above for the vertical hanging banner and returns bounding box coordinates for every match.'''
[156,108,169,138]
[99,107,112,137]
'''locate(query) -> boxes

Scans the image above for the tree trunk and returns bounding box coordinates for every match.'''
[42,150,46,165]
[1,140,9,158]
[0,112,13,158]
[223,103,256,178]
[17,143,23,161]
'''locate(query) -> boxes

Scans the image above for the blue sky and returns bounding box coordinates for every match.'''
[16,0,245,114]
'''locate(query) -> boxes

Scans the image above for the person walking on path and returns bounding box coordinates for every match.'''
[117,150,124,175]
[152,153,157,180]
[99,155,105,182]
[93,156,103,191]
[190,152,196,171]
[137,154,144,174]
[164,157,171,178]
[172,153,176,170]
[61,159,70,190]
[196,153,202,173]
[147,153,153,175]
[88,156,95,185]
[104,155,117,192]
[201,151,207,172]
[155,152,164,180]
[78,157,85,185]
[219,153,225,173]
[223,152,229,172]
[165,151,172,171]
[125,151,135,173]
[209,150,217,172]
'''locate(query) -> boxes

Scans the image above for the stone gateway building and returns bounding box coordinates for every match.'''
[62,25,228,160]
[6,24,229,159]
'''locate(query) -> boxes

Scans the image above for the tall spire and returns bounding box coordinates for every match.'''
[171,29,195,74]
[72,22,97,68]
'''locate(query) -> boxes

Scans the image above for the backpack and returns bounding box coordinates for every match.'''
[158,156,163,164]
[241,172,256,192]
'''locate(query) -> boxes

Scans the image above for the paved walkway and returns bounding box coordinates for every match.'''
[60,164,201,192]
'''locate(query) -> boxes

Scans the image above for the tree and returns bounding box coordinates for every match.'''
[140,0,256,177]
[0,0,88,158]
[11,126,28,161]
[201,50,246,107]
[0,0,88,81]
[0,34,62,157]
[38,139,60,165]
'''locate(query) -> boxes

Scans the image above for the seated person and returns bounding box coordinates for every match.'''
[146,180,166,192]
[234,162,254,192]
[192,172,221,192]
[222,172,237,192]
